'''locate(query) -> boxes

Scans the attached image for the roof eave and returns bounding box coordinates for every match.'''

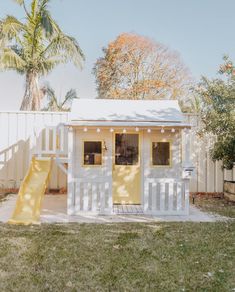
[66,120,191,128]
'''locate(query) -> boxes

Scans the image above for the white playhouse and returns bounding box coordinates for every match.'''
[63,99,194,216]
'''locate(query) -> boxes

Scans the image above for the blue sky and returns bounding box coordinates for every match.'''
[0,0,235,110]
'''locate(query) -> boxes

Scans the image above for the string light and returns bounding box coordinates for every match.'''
[147,129,151,133]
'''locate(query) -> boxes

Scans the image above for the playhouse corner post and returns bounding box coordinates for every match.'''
[67,127,75,215]
[183,128,190,165]
[183,178,190,215]
[182,127,194,215]
[182,128,194,172]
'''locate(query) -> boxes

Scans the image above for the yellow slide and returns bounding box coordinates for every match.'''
[8,157,51,225]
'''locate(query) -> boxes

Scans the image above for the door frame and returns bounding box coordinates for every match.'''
[112,130,142,204]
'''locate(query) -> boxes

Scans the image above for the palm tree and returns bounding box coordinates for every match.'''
[0,0,84,110]
[42,84,78,111]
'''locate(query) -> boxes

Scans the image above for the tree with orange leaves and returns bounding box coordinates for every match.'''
[93,33,191,101]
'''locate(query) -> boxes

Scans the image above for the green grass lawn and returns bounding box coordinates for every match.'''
[0,222,234,292]
[193,196,235,218]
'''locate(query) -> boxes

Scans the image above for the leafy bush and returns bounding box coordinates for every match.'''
[198,57,235,169]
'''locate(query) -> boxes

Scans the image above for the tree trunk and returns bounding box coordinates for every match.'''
[20,71,41,111]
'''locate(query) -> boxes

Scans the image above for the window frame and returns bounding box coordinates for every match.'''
[150,139,172,168]
[82,140,103,167]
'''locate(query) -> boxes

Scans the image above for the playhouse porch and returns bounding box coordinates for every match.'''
[68,177,190,216]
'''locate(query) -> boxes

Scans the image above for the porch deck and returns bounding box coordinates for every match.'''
[113,204,144,214]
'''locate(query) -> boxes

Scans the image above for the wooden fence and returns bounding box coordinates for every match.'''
[185,114,235,193]
[0,111,68,190]
[0,111,234,192]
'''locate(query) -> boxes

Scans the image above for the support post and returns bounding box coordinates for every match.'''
[182,128,194,178]
[67,127,75,215]
[144,180,149,212]
[182,128,194,215]
[183,178,190,215]
[183,128,191,166]
[29,126,37,161]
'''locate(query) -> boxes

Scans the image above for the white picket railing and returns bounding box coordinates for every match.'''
[35,125,68,156]
[144,178,190,215]
[70,177,189,216]
[72,178,113,214]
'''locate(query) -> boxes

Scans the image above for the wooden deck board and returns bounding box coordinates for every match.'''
[113,205,144,214]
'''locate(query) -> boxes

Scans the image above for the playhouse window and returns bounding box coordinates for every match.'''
[83,141,102,165]
[152,142,171,166]
[115,134,139,165]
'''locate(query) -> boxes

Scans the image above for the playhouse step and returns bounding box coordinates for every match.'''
[113,204,144,214]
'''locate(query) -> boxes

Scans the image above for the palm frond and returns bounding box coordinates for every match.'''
[46,84,61,109]
[61,89,78,107]
[0,16,24,42]
[43,84,55,101]
[0,47,26,72]
[31,0,39,18]
[42,33,85,68]
[39,0,61,35]
[12,0,24,5]
[40,8,54,37]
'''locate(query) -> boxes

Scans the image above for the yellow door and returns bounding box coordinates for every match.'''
[113,133,141,204]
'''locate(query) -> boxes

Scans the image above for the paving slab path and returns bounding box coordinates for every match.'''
[0,194,231,224]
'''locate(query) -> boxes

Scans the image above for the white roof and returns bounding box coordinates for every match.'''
[69,99,189,127]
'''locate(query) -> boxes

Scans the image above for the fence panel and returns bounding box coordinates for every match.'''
[0,111,68,189]
[185,114,234,193]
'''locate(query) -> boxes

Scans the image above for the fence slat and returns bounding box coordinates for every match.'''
[160,182,165,212]
[75,181,80,212]
[152,182,157,211]
[83,182,89,211]
[184,180,190,215]
[168,182,174,211]
[92,183,97,211]
[176,183,182,211]
[45,127,50,152]
[100,183,105,213]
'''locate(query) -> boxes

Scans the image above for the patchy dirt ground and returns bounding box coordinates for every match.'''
[193,196,235,218]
